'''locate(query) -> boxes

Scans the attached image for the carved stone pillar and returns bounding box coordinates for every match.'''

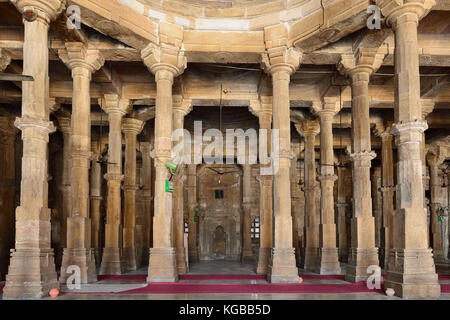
[421,99,435,207]
[339,53,382,281]
[296,120,320,272]
[379,0,440,298]
[371,166,383,263]
[262,24,301,283]
[427,150,446,263]
[336,157,350,263]
[4,0,65,299]
[140,142,153,266]
[58,42,104,284]
[249,98,273,275]
[122,118,144,270]
[141,22,187,282]
[290,142,302,266]
[242,164,253,262]
[0,118,17,281]
[56,116,71,255]
[374,123,395,268]
[90,139,103,266]
[187,164,199,263]
[312,96,342,275]
[172,97,192,274]
[99,95,130,275]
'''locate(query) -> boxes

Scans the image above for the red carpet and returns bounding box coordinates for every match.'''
[115,282,384,295]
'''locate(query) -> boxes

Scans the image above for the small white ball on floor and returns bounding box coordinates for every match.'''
[385,288,395,297]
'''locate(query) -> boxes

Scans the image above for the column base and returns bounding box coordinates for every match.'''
[385,248,440,298]
[147,247,178,282]
[3,248,59,299]
[318,248,341,275]
[345,247,379,282]
[99,247,124,275]
[304,247,319,272]
[60,248,97,283]
[268,248,299,283]
[176,247,188,274]
[122,247,137,271]
[256,247,271,275]
[241,248,254,263]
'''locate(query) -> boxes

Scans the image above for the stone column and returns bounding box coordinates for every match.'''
[296,120,320,272]
[421,100,435,208]
[338,60,380,282]
[427,151,446,263]
[90,139,103,266]
[262,24,301,283]
[187,164,199,263]
[0,117,17,281]
[312,98,342,275]
[250,99,273,275]
[140,142,153,266]
[141,24,187,282]
[242,164,254,262]
[371,166,383,262]
[172,97,191,274]
[374,124,395,268]
[336,157,350,262]
[58,42,104,283]
[56,116,71,254]
[122,118,144,270]
[99,95,130,275]
[290,143,302,266]
[4,0,64,299]
[379,0,440,298]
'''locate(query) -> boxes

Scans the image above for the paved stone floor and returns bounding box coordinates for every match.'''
[1,261,450,300]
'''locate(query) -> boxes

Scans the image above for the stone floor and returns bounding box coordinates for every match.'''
[1,261,450,300]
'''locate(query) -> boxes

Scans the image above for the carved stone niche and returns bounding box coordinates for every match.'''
[197,164,242,261]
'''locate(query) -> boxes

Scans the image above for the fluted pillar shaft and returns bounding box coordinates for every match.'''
[380,132,395,268]
[4,1,64,298]
[345,68,379,282]
[268,66,298,283]
[298,122,320,272]
[90,140,103,266]
[381,1,440,298]
[147,68,178,282]
[99,96,127,275]
[428,159,445,262]
[256,112,273,274]
[172,107,188,274]
[140,142,153,265]
[317,111,341,274]
[59,44,103,283]
[122,118,144,270]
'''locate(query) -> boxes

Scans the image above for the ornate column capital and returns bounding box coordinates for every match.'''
[311,88,342,118]
[376,0,436,28]
[262,24,302,75]
[14,115,55,135]
[58,42,105,76]
[173,95,193,116]
[373,121,394,138]
[141,22,186,78]
[390,120,428,144]
[122,118,144,136]
[350,151,377,163]
[11,0,66,24]
[101,94,131,116]
[0,49,12,72]
[337,48,385,78]
[295,120,320,138]
[249,96,272,119]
